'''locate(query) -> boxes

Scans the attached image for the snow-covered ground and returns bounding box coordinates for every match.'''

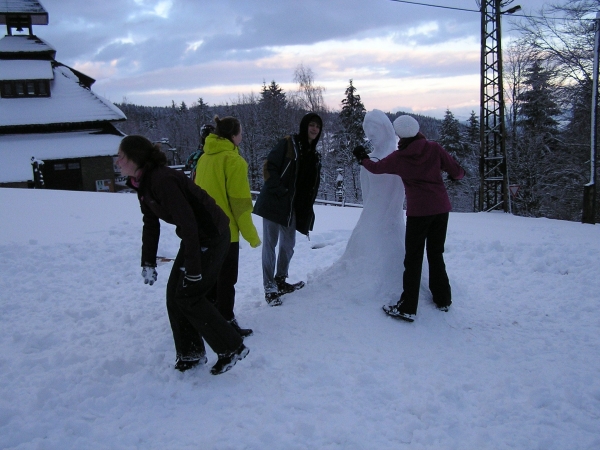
[1,188,599,449]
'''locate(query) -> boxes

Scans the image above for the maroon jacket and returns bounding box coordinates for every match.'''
[362,134,464,217]
[129,165,229,275]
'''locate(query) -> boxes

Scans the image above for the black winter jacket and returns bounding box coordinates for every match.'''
[253,134,321,235]
[128,165,229,275]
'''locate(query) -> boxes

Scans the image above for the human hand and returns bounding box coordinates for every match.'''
[352,146,369,164]
[141,266,158,285]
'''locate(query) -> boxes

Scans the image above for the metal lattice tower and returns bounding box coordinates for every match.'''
[479,0,509,212]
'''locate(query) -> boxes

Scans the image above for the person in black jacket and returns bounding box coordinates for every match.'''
[117,135,249,375]
[253,113,322,306]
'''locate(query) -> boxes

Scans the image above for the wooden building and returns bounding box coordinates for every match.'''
[0,0,127,191]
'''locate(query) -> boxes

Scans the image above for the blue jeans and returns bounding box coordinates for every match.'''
[262,216,296,294]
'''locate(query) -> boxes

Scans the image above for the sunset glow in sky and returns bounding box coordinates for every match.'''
[28,0,548,119]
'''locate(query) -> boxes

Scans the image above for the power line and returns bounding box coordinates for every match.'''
[388,0,595,21]
[388,0,477,13]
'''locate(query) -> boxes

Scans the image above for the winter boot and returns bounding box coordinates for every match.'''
[382,303,416,322]
[434,300,451,312]
[275,276,305,295]
[265,292,282,306]
[210,344,250,375]
[229,318,253,338]
[175,352,208,372]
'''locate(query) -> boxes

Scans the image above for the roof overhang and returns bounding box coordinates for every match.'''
[0,59,53,80]
[0,0,48,25]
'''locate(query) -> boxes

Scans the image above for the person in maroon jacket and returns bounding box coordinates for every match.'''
[117,135,249,374]
[353,115,465,322]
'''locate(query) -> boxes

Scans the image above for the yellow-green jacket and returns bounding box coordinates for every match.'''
[195,134,261,247]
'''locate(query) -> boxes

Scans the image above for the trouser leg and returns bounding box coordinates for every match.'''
[426,212,451,306]
[214,242,239,321]
[166,248,205,358]
[173,231,243,355]
[262,218,279,293]
[275,213,296,279]
[400,215,431,315]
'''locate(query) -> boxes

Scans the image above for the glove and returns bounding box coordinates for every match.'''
[352,146,369,165]
[179,273,203,297]
[141,266,158,285]
[184,273,203,284]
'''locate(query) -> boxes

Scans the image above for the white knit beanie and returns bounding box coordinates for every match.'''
[393,115,420,138]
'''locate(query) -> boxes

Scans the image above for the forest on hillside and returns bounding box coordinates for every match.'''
[115,1,600,222]
[114,73,449,209]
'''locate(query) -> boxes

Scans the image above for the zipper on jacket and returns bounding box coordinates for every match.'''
[286,137,300,227]
[281,160,292,178]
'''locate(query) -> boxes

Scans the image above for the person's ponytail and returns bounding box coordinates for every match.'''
[120,135,167,169]
[213,115,241,143]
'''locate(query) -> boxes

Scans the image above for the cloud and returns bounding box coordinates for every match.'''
[35,0,548,118]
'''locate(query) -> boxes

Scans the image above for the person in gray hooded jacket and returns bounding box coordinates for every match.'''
[253,113,322,306]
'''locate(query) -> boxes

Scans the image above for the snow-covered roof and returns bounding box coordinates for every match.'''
[0,59,53,80]
[0,0,48,24]
[0,65,126,127]
[0,130,124,183]
[0,34,55,54]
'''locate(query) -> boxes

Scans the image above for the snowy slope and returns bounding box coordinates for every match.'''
[0,188,599,449]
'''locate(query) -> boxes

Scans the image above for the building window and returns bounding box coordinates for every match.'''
[0,80,50,98]
[2,82,12,96]
[54,163,66,170]
[67,163,81,170]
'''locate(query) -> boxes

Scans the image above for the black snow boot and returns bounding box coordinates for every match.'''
[275,276,305,295]
[175,352,207,372]
[229,318,253,338]
[382,303,416,322]
[210,344,250,375]
[265,292,282,306]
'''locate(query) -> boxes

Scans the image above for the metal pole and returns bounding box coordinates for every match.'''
[496,0,509,213]
[582,12,600,224]
[478,0,486,212]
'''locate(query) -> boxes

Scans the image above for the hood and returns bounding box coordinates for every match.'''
[398,133,430,164]
[363,109,397,159]
[298,112,323,149]
[203,134,238,155]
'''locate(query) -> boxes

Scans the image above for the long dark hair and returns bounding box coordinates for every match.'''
[213,115,241,143]
[119,135,167,170]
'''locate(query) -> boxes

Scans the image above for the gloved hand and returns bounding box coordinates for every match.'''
[352,146,369,165]
[179,273,203,297]
[141,266,158,285]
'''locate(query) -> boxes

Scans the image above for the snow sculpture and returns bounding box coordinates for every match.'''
[316,110,406,299]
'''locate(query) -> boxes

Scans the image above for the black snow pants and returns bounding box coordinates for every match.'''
[400,212,452,314]
[165,229,242,359]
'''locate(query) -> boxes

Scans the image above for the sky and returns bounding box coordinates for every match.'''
[19,0,550,120]
[1,186,599,448]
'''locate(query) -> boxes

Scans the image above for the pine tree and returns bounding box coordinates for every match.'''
[517,62,560,144]
[439,109,463,156]
[190,98,212,150]
[259,80,289,147]
[512,61,563,217]
[467,110,479,146]
[336,80,366,202]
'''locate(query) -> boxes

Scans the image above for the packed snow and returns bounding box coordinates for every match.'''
[1,187,599,449]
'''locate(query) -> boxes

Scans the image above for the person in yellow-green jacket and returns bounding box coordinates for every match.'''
[195,115,261,337]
